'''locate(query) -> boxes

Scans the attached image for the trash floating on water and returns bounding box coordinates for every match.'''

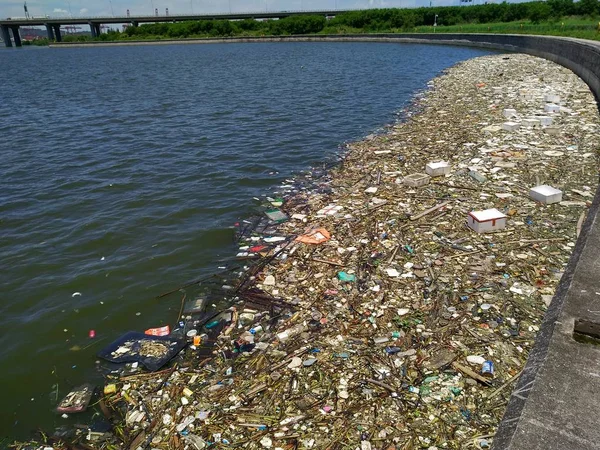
[144,325,171,336]
[467,208,507,233]
[56,384,94,414]
[530,185,563,204]
[20,53,600,450]
[295,227,331,244]
[403,172,430,187]
[425,161,451,177]
[97,331,185,371]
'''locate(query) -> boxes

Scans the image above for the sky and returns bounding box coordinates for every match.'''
[1,0,474,19]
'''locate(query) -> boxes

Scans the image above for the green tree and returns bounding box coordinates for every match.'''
[528,2,553,23]
[577,0,600,15]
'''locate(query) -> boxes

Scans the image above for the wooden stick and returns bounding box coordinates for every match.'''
[452,362,491,386]
[312,258,344,267]
[577,211,586,238]
[156,273,220,299]
[444,250,481,260]
[410,201,451,221]
[365,378,396,392]
[486,370,523,400]
[388,244,402,264]
[501,237,566,246]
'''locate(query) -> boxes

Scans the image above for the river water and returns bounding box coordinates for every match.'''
[0,41,493,441]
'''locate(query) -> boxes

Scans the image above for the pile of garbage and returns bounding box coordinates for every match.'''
[18,54,600,450]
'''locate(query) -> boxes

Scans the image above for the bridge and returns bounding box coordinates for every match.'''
[0,10,349,47]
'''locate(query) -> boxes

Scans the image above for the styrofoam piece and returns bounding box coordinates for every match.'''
[545,126,561,136]
[482,125,502,134]
[537,116,553,126]
[502,121,520,132]
[503,108,517,118]
[492,87,503,94]
[403,173,430,187]
[544,103,560,113]
[467,208,507,233]
[544,94,561,103]
[425,161,451,177]
[522,118,540,128]
[530,185,563,204]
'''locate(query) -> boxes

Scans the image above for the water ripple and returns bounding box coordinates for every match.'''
[0,41,494,439]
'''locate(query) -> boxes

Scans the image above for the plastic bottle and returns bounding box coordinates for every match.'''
[276,324,306,341]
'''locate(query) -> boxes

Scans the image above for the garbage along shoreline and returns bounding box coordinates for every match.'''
[15,53,600,450]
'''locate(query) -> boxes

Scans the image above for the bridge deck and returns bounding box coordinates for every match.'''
[0,10,349,27]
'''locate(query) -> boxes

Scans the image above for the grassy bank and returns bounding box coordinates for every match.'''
[414,17,600,40]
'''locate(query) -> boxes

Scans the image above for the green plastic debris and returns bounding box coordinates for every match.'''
[337,272,356,282]
[205,320,220,329]
[265,209,288,223]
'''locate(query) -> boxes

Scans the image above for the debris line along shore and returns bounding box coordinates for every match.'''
[21,54,600,450]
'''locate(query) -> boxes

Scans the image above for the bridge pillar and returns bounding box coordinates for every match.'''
[94,24,101,37]
[45,23,55,41]
[53,25,62,42]
[10,26,21,47]
[131,21,138,27]
[89,22,97,38]
[0,25,12,47]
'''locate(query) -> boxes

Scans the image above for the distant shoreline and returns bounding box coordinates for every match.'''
[47,35,443,48]
[45,33,600,50]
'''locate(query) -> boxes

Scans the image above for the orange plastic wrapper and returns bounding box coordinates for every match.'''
[295,228,331,245]
[144,325,171,337]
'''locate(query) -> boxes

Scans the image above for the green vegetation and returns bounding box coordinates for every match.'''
[36,0,600,45]
[414,17,600,40]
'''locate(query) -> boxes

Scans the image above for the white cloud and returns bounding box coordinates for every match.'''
[80,8,89,14]
[53,8,68,13]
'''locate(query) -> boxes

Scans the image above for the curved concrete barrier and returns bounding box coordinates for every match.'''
[54,33,600,449]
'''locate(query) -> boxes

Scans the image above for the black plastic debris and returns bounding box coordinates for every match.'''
[97,332,186,372]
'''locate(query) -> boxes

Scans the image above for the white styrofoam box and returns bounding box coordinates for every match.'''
[544,94,561,103]
[544,103,560,113]
[403,173,430,187]
[522,118,540,128]
[467,208,507,233]
[502,122,520,132]
[425,161,451,177]
[530,185,563,204]
[545,126,561,136]
[537,116,553,126]
[503,108,517,118]
[492,87,503,94]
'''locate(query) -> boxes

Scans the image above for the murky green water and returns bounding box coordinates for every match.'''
[0,41,493,441]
